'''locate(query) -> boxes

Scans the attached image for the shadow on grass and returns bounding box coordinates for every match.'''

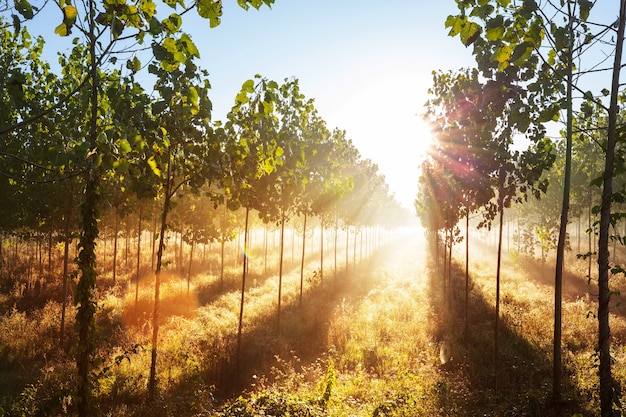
[427,243,594,416]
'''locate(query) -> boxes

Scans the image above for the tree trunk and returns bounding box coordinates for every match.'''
[263,226,268,276]
[149,156,173,400]
[76,8,100,414]
[320,223,324,284]
[553,10,574,406]
[236,207,250,372]
[334,213,338,281]
[598,3,625,415]
[345,225,349,272]
[495,198,505,395]
[113,211,119,284]
[60,189,74,345]
[352,226,357,268]
[277,211,286,331]
[220,240,225,291]
[151,213,157,271]
[465,209,470,344]
[187,239,194,296]
[47,230,52,274]
[299,213,307,307]
[135,204,142,308]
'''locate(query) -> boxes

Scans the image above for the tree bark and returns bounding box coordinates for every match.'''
[236,207,250,372]
[149,154,173,400]
[299,213,307,307]
[113,211,119,283]
[135,204,142,308]
[76,6,100,414]
[598,2,625,415]
[495,198,504,395]
[553,6,574,407]
[277,211,286,331]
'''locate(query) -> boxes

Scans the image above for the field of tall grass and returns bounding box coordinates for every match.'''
[0,224,624,416]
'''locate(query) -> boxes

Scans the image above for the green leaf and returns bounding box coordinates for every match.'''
[242,79,255,92]
[188,86,199,106]
[511,41,533,65]
[14,0,34,19]
[161,37,177,54]
[147,155,161,176]
[63,4,78,24]
[493,44,512,64]
[116,139,132,154]
[148,17,162,35]
[485,16,504,41]
[54,22,70,36]
[140,0,156,17]
[178,33,199,58]
[601,88,610,97]
[235,90,249,104]
[197,0,222,25]
[578,0,592,21]
[126,56,141,72]
[445,15,464,37]
[11,14,21,33]
[460,21,481,46]
[162,13,182,34]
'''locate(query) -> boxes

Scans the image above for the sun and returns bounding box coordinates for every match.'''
[312,59,435,209]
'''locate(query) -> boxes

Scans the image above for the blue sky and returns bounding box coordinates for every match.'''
[32,1,475,209]
[22,1,626,210]
[187,1,474,209]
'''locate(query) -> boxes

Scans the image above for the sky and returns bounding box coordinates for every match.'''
[30,1,475,209]
[19,1,626,211]
[185,1,475,209]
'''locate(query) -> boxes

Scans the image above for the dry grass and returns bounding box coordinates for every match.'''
[1,225,625,416]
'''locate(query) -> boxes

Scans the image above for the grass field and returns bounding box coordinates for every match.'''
[0,225,623,416]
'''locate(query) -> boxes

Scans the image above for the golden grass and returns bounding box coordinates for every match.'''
[2,225,625,416]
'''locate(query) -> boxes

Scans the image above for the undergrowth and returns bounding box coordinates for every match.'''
[0,229,624,416]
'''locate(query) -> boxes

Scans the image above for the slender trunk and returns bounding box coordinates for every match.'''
[178,230,184,274]
[300,213,307,307]
[553,15,574,405]
[359,227,363,263]
[149,156,173,400]
[220,240,225,291]
[151,214,157,271]
[113,212,119,283]
[264,226,268,276]
[495,199,505,395]
[0,232,3,277]
[353,226,357,268]
[320,223,324,284]
[334,213,338,281]
[135,204,142,308]
[125,222,130,268]
[598,3,625,415]
[587,188,593,284]
[277,211,286,331]
[76,7,99,414]
[443,229,448,303]
[345,225,349,272]
[291,225,295,264]
[60,189,74,345]
[577,215,581,254]
[448,228,453,304]
[236,207,250,371]
[465,210,469,344]
[187,239,194,296]
[47,230,52,274]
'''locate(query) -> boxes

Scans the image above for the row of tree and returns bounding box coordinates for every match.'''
[0,3,409,415]
[417,1,626,415]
